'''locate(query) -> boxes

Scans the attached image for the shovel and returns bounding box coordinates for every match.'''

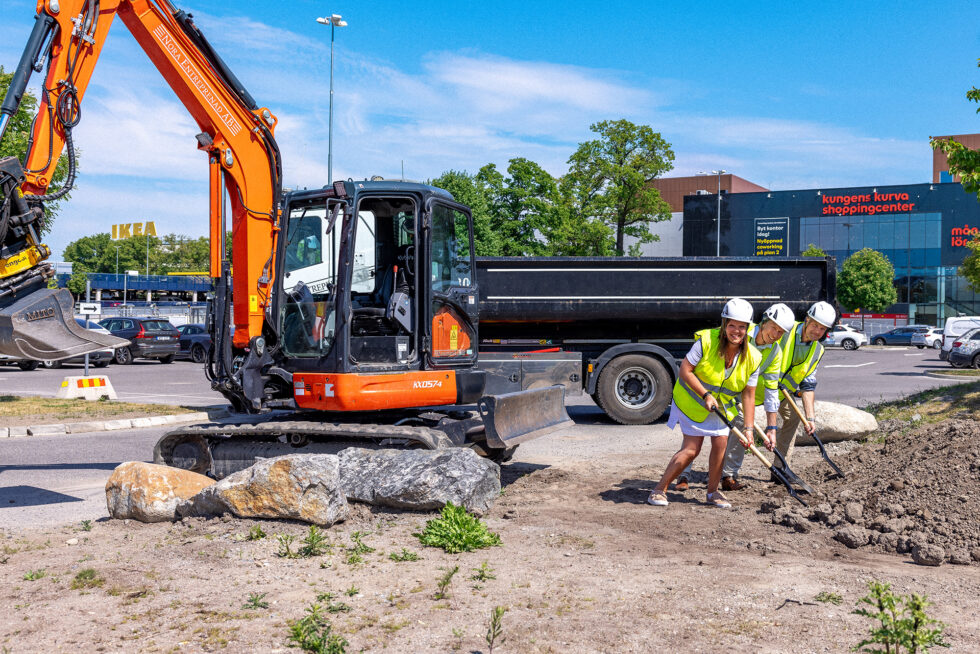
[710,404,808,507]
[778,383,845,478]
[734,399,814,494]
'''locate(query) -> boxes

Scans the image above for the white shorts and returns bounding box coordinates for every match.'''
[665,401,730,438]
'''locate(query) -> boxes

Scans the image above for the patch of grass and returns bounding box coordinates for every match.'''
[415,502,502,553]
[470,561,496,582]
[243,592,269,610]
[344,552,363,566]
[380,619,410,634]
[288,603,348,654]
[434,566,459,601]
[864,381,980,426]
[300,526,331,557]
[388,548,419,562]
[247,525,266,541]
[928,369,980,377]
[316,591,336,603]
[325,602,352,614]
[814,591,843,605]
[23,569,46,581]
[79,520,93,532]
[344,585,359,597]
[70,568,104,590]
[0,395,194,426]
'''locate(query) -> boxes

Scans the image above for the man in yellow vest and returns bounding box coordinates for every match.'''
[676,303,794,491]
[773,301,836,471]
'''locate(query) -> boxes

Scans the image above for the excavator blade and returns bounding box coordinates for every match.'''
[0,287,128,360]
[478,385,574,448]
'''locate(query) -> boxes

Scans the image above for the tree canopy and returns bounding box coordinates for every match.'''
[0,66,73,236]
[431,119,674,256]
[801,243,828,257]
[62,232,226,276]
[930,58,980,197]
[836,248,897,313]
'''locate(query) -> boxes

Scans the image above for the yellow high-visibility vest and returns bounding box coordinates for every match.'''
[778,321,824,400]
[673,327,762,422]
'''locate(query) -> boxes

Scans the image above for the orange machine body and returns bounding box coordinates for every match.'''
[293,370,458,412]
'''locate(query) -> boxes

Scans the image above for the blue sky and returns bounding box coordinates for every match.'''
[2,0,979,259]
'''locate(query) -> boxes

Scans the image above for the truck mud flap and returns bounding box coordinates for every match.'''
[478,385,574,449]
[0,287,128,360]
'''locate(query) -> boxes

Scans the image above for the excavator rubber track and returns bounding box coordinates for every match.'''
[153,416,513,480]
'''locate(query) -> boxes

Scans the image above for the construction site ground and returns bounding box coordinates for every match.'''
[2,386,979,653]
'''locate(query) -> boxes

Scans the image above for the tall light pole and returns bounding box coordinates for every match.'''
[114,246,120,275]
[697,169,727,256]
[316,13,347,184]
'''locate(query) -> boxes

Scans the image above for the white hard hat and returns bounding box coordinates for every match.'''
[807,301,836,328]
[763,303,795,332]
[721,297,754,323]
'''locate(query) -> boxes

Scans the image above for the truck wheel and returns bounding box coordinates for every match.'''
[595,354,671,425]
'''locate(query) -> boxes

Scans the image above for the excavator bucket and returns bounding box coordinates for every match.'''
[478,385,574,448]
[0,287,128,360]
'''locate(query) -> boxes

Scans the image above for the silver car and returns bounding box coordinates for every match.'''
[948,328,980,368]
[911,327,943,350]
[824,324,868,350]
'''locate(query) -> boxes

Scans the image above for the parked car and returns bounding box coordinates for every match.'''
[99,317,180,364]
[910,327,943,350]
[871,325,931,346]
[40,318,117,368]
[948,327,980,368]
[0,354,41,371]
[176,323,211,363]
[939,316,980,361]
[825,324,868,350]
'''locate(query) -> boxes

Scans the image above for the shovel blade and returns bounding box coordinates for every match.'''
[478,385,574,448]
[0,287,128,360]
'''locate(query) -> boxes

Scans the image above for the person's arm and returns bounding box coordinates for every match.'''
[800,389,816,435]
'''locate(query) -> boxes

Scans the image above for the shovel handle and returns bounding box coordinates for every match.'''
[778,383,845,478]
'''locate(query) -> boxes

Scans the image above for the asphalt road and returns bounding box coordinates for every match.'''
[1,344,973,528]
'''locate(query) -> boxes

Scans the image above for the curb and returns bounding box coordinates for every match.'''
[924,371,980,380]
[0,407,231,439]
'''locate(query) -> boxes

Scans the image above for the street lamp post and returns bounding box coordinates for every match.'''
[316,13,347,185]
[114,246,119,275]
[697,169,727,256]
[842,222,853,259]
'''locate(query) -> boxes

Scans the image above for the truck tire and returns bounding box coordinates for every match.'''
[595,354,671,425]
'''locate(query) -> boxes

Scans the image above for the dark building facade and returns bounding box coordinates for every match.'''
[683,182,980,325]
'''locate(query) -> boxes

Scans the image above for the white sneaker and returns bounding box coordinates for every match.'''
[706,491,732,509]
[647,491,668,506]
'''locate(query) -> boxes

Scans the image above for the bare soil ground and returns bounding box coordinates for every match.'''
[2,424,979,653]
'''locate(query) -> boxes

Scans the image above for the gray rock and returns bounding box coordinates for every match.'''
[834,526,871,549]
[882,503,905,517]
[882,518,910,534]
[177,454,348,526]
[339,447,500,515]
[912,544,945,567]
[812,503,834,522]
[825,513,845,528]
[844,502,864,524]
[877,532,902,552]
[106,462,214,523]
[948,549,972,566]
[755,400,877,445]
[783,513,811,533]
[972,548,980,563]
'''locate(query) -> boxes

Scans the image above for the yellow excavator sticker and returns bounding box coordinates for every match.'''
[0,246,45,279]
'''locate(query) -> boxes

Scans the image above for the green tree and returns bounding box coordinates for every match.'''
[837,248,898,330]
[429,169,503,256]
[0,67,73,236]
[801,243,828,257]
[565,119,674,255]
[63,232,215,275]
[958,233,980,293]
[931,58,980,196]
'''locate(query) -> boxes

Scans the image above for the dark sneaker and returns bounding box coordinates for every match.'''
[674,476,690,491]
[722,476,747,492]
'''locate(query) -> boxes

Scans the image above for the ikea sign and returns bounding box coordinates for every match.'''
[111,222,157,239]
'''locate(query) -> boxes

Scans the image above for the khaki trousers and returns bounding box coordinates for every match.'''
[773,398,802,469]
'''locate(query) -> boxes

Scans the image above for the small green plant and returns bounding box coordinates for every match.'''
[325,601,352,614]
[815,591,843,605]
[451,627,464,651]
[276,533,297,559]
[348,531,375,555]
[389,548,419,562]
[247,525,267,541]
[316,591,337,603]
[243,592,270,610]
[300,525,331,557]
[852,580,949,653]
[344,552,363,566]
[344,585,359,597]
[70,568,103,590]
[288,603,348,654]
[470,561,496,582]
[415,503,502,553]
[434,565,459,600]
[80,520,93,532]
[24,569,46,581]
[485,606,506,654]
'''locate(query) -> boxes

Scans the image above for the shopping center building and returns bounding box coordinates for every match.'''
[660,135,980,325]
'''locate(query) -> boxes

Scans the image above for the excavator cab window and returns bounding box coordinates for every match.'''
[348,196,418,366]
[280,199,343,358]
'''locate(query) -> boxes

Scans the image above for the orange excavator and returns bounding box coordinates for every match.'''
[0,0,571,476]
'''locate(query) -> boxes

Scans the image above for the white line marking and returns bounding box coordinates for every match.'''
[904,354,924,357]
[487,296,781,300]
[824,362,875,368]
[486,268,782,273]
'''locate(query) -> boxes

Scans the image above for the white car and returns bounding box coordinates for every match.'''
[939,316,980,361]
[824,324,868,350]
[911,327,943,350]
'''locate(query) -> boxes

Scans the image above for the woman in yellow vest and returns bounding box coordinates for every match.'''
[648,298,763,509]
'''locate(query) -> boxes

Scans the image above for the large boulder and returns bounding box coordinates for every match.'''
[339,447,501,515]
[106,461,214,523]
[754,400,877,444]
[177,454,348,526]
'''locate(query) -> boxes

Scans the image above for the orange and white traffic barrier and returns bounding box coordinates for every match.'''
[56,375,117,401]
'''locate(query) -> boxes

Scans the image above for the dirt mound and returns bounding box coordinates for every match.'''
[766,418,980,566]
